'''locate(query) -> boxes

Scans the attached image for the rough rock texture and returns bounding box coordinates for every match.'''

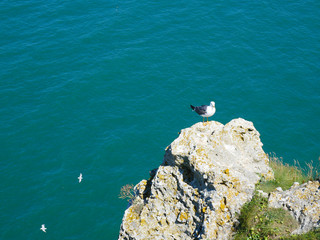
[118,118,274,240]
[268,180,320,234]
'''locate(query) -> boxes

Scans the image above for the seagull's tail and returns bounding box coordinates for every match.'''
[190,105,195,111]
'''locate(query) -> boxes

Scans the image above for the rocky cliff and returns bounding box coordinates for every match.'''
[118,118,274,240]
[269,181,320,235]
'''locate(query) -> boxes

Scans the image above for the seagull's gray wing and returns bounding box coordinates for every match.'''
[194,105,208,115]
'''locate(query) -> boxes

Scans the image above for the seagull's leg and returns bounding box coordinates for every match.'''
[205,117,208,125]
[203,117,207,126]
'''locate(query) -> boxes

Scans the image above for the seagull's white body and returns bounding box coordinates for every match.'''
[40,224,47,232]
[201,101,216,117]
[190,101,216,123]
[78,173,83,183]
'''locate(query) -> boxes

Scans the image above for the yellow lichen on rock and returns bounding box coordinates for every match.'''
[268,181,320,234]
[158,174,165,180]
[202,206,207,213]
[160,218,167,226]
[179,210,189,222]
[220,199,226,212]
[135,180,148,198]
[124,206,140,226]
[140,219,147,226]
[119,119,275,240]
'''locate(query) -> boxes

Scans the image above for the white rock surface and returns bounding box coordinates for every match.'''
[118,118,274,240]
[257,190,268,198]
[268,180,320,234]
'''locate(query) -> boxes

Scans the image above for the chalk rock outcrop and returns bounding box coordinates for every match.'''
[118,118,274,240]
[268,180,320,234]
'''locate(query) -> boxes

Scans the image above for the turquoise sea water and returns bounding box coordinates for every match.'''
[1,1,319,239]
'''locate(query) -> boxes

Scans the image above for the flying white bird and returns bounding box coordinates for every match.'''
[40,224,47,233]
[78,173,83,183]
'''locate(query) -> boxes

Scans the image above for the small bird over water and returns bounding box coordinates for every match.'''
[78,173,83,183]
[40,224,47,233]
[190,101,216,125]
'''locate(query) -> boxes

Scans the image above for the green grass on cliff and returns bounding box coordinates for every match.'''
[234,193,320,240]
[234,154,320,240]
[281,229,320,240]
[234,193,299,240]
[258,154,314,193]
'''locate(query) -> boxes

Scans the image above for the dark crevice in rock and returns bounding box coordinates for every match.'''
[181,165,194,184]
[179,165,209,191]
[163,145,174,166]
[142,168,158,200]
[192,205,205,239]
[149,168,158,179]
[119,231,135,240]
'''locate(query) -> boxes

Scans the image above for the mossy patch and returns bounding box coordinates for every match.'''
[281,228,320,240]
[234,193,299,240]
[235,154,320,239]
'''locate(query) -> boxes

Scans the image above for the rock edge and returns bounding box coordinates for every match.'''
[118,118,274,240]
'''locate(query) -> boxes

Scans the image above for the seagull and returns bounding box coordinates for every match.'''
[78,173,83,183]
[190,101,216,125]
[40,224,47,233]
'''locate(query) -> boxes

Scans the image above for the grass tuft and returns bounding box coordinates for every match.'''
[235,154,320,239]
[281,228,320,239]
[119,184,135,202]
[257,154,310,193]
[234,193,299,240]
